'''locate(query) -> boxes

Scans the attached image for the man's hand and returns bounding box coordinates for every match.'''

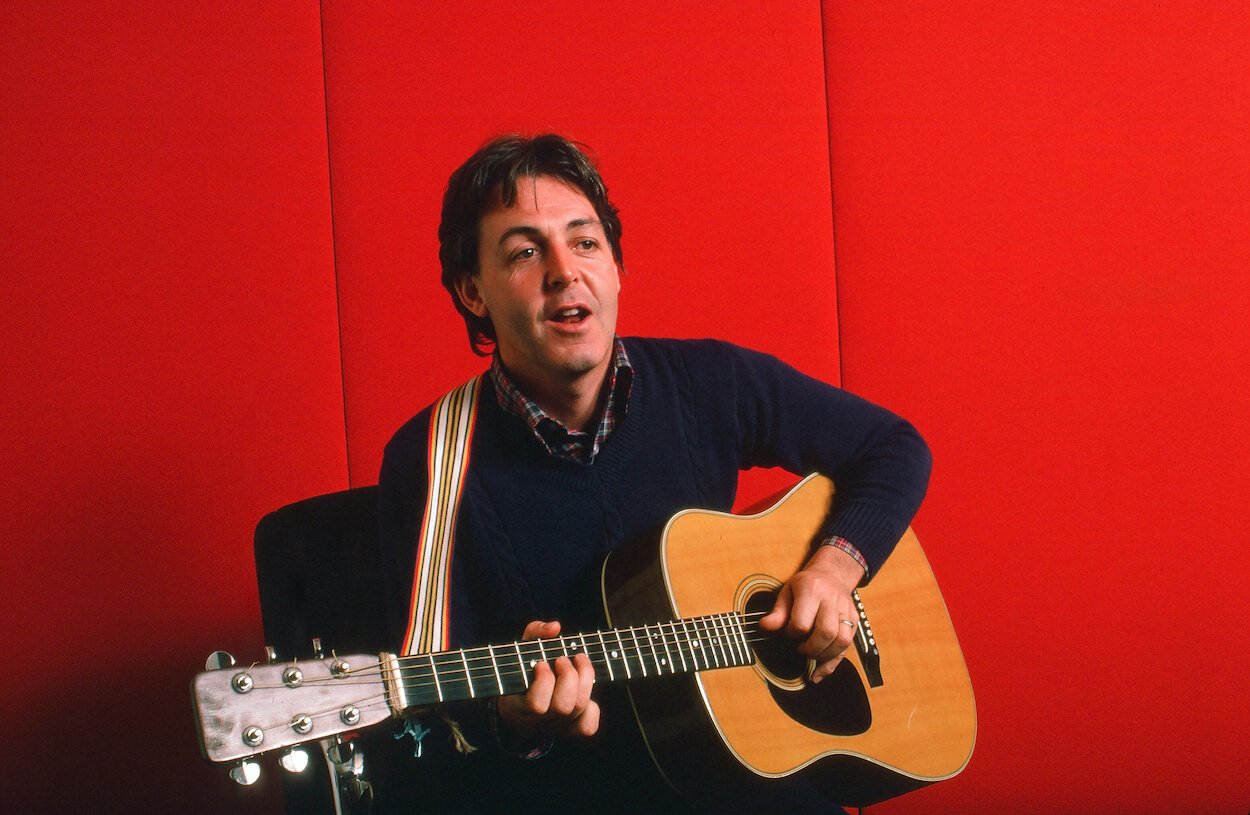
[757,545,864,684]
[497,620,600,740]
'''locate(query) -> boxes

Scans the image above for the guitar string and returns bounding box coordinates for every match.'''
[247,611,770,682]
[248,612,787,705]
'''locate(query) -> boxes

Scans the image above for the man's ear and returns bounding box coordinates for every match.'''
[454,274,489,318]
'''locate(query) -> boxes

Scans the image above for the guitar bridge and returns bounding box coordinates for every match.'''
[851,590,884,688]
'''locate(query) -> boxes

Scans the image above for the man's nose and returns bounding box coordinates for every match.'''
[544,245,579,289]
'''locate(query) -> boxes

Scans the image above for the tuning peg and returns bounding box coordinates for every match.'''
[229,759,260,786]
[312,636,324,659]
[278,747,310,774]
[327,736,354,766]
[265,645,278,663]
[205,651,236,671]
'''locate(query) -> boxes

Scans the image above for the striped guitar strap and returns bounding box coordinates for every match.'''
[401,375,482,658]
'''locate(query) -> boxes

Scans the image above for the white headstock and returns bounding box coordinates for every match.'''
[192,651,389,764]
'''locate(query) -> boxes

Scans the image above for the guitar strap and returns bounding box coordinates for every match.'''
[401,375,482,658]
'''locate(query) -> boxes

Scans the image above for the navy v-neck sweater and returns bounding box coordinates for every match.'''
[380,337,930,649]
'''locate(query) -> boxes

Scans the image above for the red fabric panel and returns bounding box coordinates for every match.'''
[321,1,840,507]
[824,3,1250,812]
[1,4,343,811]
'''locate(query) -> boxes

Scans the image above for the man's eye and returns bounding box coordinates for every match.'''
[512,247,537,262]
[576,239,598,251]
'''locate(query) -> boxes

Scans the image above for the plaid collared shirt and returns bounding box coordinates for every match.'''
[489,339,633,465]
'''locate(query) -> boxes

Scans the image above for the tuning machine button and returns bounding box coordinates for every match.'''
[279,747,310,773]
[204,651,236,671]
[327,736,355,766]
[229,759,260,786]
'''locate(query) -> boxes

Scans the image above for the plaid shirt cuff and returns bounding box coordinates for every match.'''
[487,696,553,760]
[820,535,869,581]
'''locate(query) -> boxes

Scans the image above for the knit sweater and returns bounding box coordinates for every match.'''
[373,338,931,813]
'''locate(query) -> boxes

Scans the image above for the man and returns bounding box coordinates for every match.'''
[377,134,930,813]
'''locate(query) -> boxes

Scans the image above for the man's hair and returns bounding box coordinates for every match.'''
[438,133,625,355]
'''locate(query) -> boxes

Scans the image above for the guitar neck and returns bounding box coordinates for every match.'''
[393,611,758,709]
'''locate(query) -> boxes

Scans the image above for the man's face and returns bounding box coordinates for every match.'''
[458,175,621,394]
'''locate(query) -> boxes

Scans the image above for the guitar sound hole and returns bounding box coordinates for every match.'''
[744,589,872,736]
[745,590,807,683]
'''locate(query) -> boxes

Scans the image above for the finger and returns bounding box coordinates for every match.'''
[523,659,556,716]
[785,585,822,640]
[521,619,560,641]
[573,652,595,705]
[808,609,859,683]
[570,699,601,738]
[548,656,585,718]
[807,601,858,653]
[809,654,845,684]
[758,584,793,632]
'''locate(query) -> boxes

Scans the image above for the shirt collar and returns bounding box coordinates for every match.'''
[489,338,633,463]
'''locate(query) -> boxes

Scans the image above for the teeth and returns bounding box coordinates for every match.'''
[558,308,581,318]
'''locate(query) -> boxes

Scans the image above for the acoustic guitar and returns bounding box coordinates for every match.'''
[192,474,975,807]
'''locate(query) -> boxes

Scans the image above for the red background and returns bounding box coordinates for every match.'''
[3,2,1247,812]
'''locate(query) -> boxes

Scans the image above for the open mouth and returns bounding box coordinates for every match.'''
[549,306,590,324]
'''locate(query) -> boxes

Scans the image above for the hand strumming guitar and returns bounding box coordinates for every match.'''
[758,543,865,684]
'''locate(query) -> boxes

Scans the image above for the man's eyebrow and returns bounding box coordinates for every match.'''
[496,219,604,245]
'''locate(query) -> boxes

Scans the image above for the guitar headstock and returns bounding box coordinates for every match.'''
[191,648,390,766]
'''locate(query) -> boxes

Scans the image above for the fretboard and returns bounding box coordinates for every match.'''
[394,612,758,708]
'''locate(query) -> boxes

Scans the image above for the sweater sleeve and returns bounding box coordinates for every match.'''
[718,342,932,579]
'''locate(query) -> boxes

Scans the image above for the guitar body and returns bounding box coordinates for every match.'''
[601,474,976,808]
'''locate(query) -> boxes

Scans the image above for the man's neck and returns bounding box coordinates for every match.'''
[509,365,608,432]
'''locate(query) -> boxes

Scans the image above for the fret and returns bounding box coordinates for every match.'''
[671,620,689,673]
[429,653,444,702]
[513,641,529,689]
[705,617,725,670]
[681,618,701,670]
[487,644,504,695]
[643,624,664,674]
[712,615,731,666]
[613,628,632,679]
[685,620,705,670]
[720,615,735,665]
[720,617,735,670]
[596,631,615,681]
[558,635,570,659]
[703,616,724,666]
[459,649,475,698]
[537,637,548,664]
[656,622,675,674]
[732,613,753,665]
[627,626,647,677]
